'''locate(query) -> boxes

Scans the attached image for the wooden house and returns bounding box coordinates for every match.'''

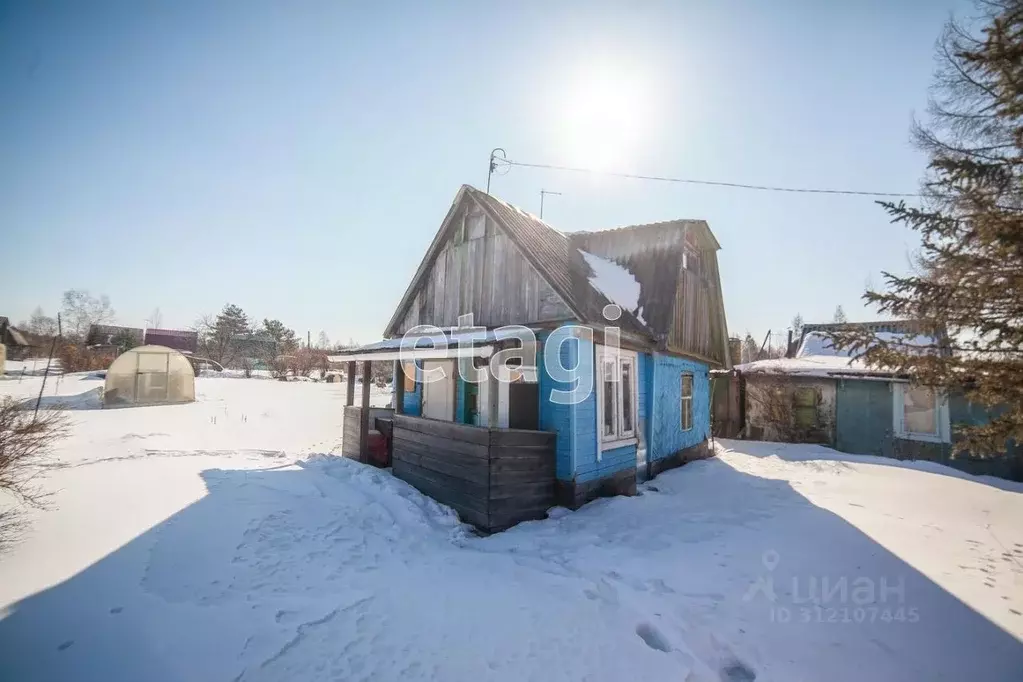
[331,185,731,531]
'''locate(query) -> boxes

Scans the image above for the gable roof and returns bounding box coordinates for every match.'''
[383,185,724,348]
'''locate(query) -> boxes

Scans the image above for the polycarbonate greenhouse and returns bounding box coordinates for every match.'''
[104,345,195,407]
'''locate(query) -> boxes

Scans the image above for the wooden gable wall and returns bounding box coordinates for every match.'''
[667,234,730,366]
[392,199,574,335]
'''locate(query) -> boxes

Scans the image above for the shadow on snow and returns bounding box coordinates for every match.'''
[0,455,1019,682]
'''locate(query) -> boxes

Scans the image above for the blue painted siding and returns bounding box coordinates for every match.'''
[576,443,637,482]
[455,375,466,424]
[538,326,597,481]
[637,352,649,426]
[648,354,710,461]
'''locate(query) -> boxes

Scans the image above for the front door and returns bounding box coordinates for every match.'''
[421,360,455,421]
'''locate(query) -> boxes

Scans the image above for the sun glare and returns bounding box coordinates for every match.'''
[557,61,651,171]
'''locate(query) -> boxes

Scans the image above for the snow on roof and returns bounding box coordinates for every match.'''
[739,331,941,378]
[578,250,646,325]
[796,331,937,359]
[735,354,873,378]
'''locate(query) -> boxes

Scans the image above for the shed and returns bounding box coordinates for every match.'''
[104,345,196,407]
[731,328,1022,481]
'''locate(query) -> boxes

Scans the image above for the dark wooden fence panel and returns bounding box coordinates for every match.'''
[390,415,556,532]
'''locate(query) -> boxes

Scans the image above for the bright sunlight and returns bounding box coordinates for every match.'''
[555,58,654,171]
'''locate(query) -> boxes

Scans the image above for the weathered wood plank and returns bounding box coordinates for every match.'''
[489,429,556,447]
[393,447,490,485]
[489,469,555,486]
[489,481,555,500]
[345,362,356,405]
[392,415,490,445]
[392,439,491,473]
[392,460,488,520]
[489,489,555,509]
[392,429,489,458]
[392,454,489,498]
[490,457,556,474]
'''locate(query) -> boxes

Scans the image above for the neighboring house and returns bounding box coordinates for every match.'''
[0,317,34,360]
[732,324,1022,481]
[144,328,199,354]
[331,184,730,530]
[86,324,144,349]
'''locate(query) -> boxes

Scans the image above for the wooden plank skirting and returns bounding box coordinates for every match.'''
[390,414,556,533]
[342,406,364,462]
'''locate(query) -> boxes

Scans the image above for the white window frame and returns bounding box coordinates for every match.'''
[681,372,693,431]
[893,383,950,443]
[595,346,638,453]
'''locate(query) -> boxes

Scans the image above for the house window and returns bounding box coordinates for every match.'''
[596,347,638,449]
[792,387,819,430]
[893,384,949,443]
[402,361,416,393]
[681,373,693,431]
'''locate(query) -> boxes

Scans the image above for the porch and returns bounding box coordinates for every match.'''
[335,348,557,533]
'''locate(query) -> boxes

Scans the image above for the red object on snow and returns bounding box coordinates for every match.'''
[366,429,390,467]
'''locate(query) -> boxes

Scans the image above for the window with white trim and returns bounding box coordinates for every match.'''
[893,384,949,443]
[681,373,693,431]
[596,346,637,449]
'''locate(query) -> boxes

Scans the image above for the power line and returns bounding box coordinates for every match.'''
[492,157,923,198]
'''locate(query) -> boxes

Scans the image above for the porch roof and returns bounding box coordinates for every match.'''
[328,327,532,363]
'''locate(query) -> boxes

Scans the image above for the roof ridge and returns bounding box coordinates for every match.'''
[571,219,704,237]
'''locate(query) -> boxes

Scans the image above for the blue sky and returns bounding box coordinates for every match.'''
[0,0,967,346]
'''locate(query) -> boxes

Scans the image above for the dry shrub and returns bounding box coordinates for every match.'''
[0,399,70,549]
[288,348,330,379]
[745,379,831,444]
[55,342,114,373]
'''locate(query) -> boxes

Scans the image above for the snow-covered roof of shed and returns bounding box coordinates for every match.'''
[737,331,942,378]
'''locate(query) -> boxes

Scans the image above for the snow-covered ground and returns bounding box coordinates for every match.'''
[0,366,1020,681]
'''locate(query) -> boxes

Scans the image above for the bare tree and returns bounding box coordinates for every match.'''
[832,305,848,324]
[317,331,330,349]
[147,307,163,329]
[0,400,69,549]
[60,289,114,341]
[23,307,57,337]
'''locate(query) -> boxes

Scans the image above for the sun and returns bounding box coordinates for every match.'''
[556,60,651,171]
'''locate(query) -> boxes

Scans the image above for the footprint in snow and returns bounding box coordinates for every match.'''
[635,622,672,653]
[722,660,757,682]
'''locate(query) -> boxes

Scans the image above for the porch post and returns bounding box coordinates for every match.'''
[393,359,405,415]
[360,360,372,462]
[345,361,356,406]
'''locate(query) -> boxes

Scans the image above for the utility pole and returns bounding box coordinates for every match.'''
[35,313,61,418]
[540,189,561,220]
[486,148,506,194]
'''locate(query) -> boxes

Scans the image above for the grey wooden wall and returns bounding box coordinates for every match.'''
[669,249,728,365]
[390,414,556,532]
[393,211,572,334]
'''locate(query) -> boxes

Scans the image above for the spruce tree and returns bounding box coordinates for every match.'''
[837,1,1023,455]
